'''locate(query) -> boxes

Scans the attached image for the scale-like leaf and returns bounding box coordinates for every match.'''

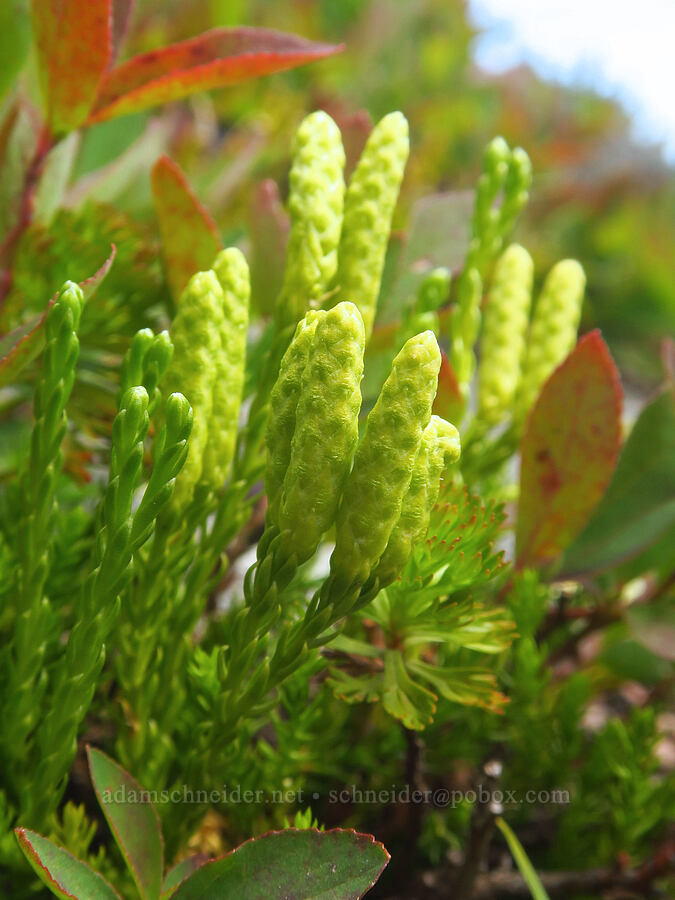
[31,0,112,134]
[171,828,389,900]
[88,747,163,900]
[516,330,623,568]
[151,155,222,300]
[88,28,343,125]
[15,828,121,900]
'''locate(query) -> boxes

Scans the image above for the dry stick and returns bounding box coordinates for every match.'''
[396,838,674,900]
[399,726,425,883]
[471,839,675,898]
[453,759,503,900]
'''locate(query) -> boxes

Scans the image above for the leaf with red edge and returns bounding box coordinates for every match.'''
[30,0,112,135]
[151,155,222,301]
[171,828,389,900]
[88,27,343,125]
[0,244,116,388]
[87,747,163,900]
[15,828,121,900]
[516,330,623,568]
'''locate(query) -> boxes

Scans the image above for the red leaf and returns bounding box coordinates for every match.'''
[516,330,623,567]
[31,0,112,135]
[0,244,116,388]
[88,27,343,125]
[151,155,222,301]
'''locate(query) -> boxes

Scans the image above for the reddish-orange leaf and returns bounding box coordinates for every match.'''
[31,0,112,135]
[151,155,222,301]
[516,330,623,568]
[0,244,116,388]
[88,27,343,125]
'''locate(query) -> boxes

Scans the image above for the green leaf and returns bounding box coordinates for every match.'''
[626,597,675,662]
[383,190,472,322]
[495,817,550,900]
[561,389,675,575]
[516,330,623,568]
[151,155,222,301]
[15,828,122,900]
[0,244,116,388]
[599,628,671,685]
[30,0,112,135]
[33,133,81,226]
[161,857,209,898]
[171,828,389,900]
[382,650,437,731]
[88,747,163,900]
[0,0,31,102]
[408,660,507,713]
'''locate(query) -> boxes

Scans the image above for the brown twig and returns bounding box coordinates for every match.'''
[453,759,503,900]
[388,838,674,899]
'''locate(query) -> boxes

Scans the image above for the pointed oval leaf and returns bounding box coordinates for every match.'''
[0,244,116,388]
[88,27,343,125]
[516,330,623,567]
[151,155,222,301]
[171,828,389,900]
[88,747,163,900]
[561,389,675,575]
[15,828,122,900]
[30,0,112,134]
